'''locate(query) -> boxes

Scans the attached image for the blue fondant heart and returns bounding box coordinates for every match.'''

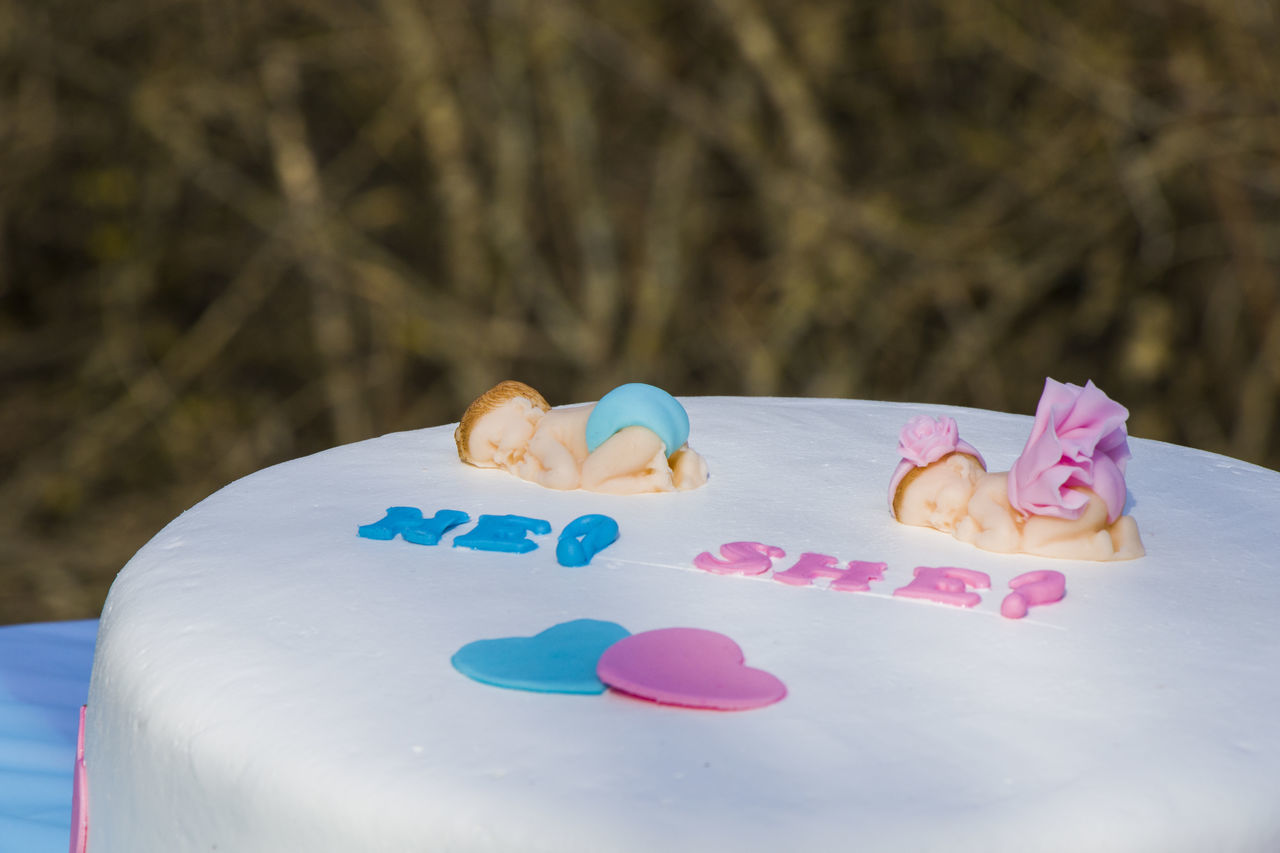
[451,619,631,695]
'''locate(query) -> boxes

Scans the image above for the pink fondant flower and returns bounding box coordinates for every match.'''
[1007,379,1132,523]
[889,414,986,517]
[897,415,963,467]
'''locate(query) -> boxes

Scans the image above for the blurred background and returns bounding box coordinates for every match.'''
[1,0,1277,625]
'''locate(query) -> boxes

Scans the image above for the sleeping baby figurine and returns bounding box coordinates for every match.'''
[889,379,1144,561]
[455,380,708,494]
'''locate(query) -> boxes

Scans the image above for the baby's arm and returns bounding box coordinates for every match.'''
[518,430,582,490]
[955,474,1023,553]
[516,407,592,490]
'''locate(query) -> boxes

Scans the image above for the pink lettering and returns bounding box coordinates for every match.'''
[1001,570,1067,618]
[893,566,991,608]
[772,552,839,586]
[772,554,887,592]
[693,542,785,576]
[830,560,888,592]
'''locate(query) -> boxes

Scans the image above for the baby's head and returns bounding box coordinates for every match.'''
[455,381,551,468]
[888,415,986,532]
[893,452,985,532]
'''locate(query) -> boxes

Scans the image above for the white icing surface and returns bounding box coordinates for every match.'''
[85,398,1280,852]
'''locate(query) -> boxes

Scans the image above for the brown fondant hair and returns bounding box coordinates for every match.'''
[454,380,551,465]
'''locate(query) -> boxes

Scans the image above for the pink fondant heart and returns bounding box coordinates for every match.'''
[596,628,786,711]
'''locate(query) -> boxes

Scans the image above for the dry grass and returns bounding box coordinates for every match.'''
[2,0,1278,624]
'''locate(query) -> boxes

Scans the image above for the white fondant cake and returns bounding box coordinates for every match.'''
[85,397,1280,852]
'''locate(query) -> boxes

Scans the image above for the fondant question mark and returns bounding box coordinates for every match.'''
[1000,570,1067,619]
[556,514,620,567]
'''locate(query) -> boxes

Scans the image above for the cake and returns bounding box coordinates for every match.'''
[82,394,1280,852]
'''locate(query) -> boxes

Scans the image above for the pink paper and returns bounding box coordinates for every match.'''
[70,704,88,853]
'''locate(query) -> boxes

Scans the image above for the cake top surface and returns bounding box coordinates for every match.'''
[88,396,1280,852]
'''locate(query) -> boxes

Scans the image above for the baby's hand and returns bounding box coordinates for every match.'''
[954,516,978,543]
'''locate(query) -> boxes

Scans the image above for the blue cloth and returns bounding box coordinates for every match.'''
[0,620,97,853]
[583,383,690,457]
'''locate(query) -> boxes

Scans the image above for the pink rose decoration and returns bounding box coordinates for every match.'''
[897,415,962,467]
[1007,379,1132,523]
[888,415,986,517]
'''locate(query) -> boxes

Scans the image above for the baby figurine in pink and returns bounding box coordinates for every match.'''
[889,379,1144,561]
[455,380,708,494]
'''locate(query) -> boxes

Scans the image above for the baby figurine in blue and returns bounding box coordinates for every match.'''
[455,381,709,494]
